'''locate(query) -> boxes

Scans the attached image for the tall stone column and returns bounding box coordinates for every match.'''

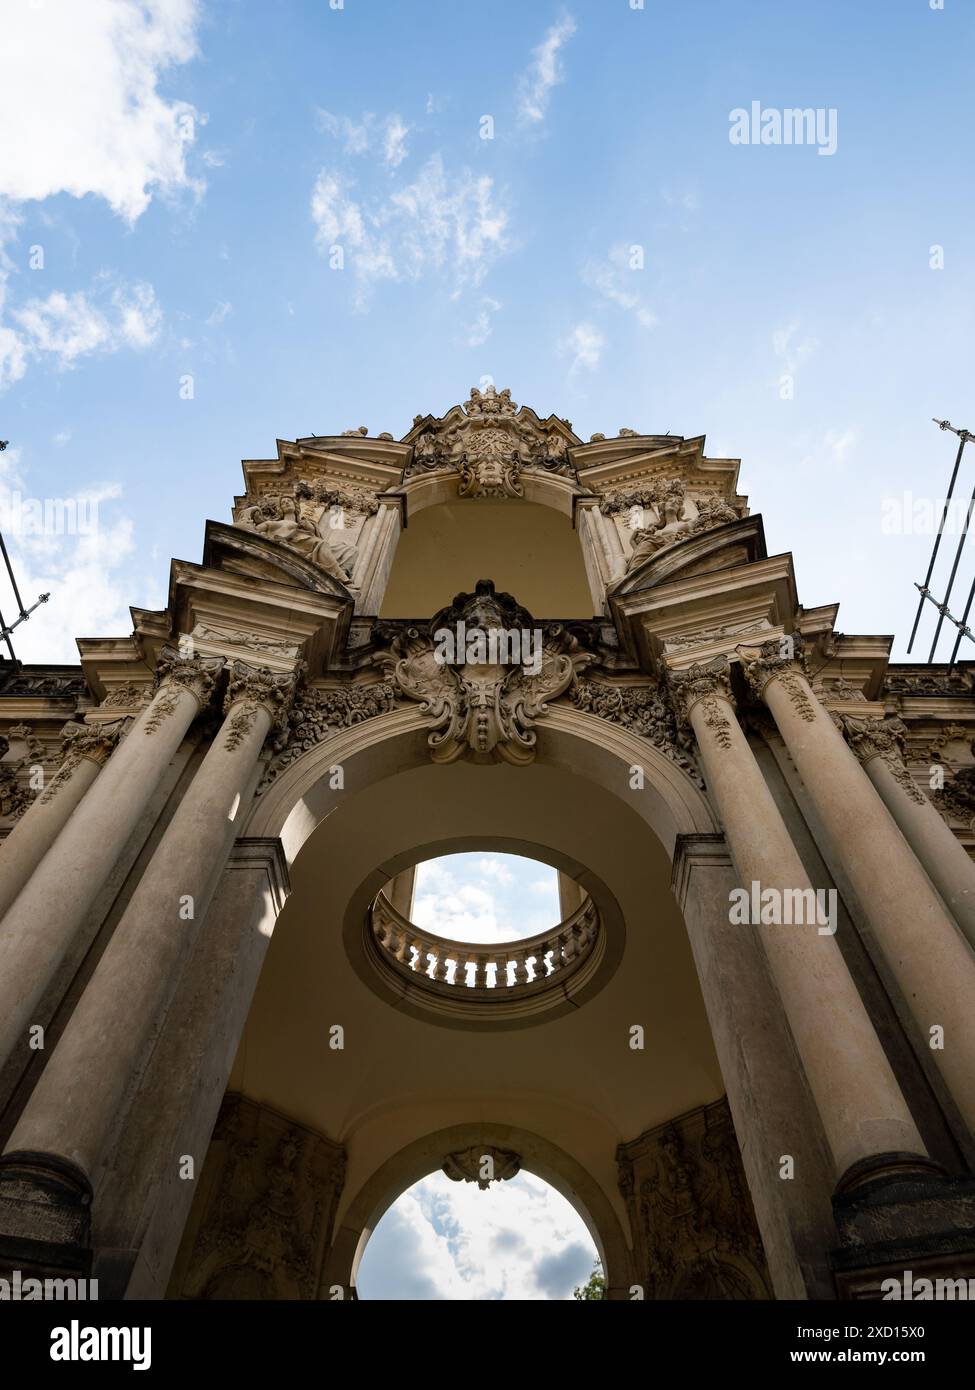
[2,662,298,1211]
[842,713,975,953]
[740,641,975,1136]
[0,649,223,1071]
[669,659,930,1187]
[0,719,124,922]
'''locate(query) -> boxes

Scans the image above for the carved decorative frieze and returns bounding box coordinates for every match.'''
[442,1146,521,1190]
[171,1095,346,1301]
[884,668,973,696]
[841,714,927,805]
[667,659,736,750]
[569,678,703,785]
[0,725,53,821]
[931,767,975,830]
[101,680,153,709]
[378,580,593,765]
[0,669,87,699]
[600,478,739,571]
[814,675,867,705]
[616,1097,771,1301]
[257,680,398,793]
[405,385,576,490]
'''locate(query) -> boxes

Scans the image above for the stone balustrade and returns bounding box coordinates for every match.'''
[370,891,600,996]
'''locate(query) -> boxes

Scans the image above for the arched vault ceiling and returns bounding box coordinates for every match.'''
[229,758,725,1239]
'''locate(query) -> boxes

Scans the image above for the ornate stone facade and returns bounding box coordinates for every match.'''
[1,387,974,1309]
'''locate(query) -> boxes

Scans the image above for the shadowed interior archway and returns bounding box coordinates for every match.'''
[319,1122,633,1298]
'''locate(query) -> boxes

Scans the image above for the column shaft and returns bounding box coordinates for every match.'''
[0,653,220,1070]
[672,661,927,1183]
[864,752,975,951]
[0,742,103,921]
[752,655,975,1135]
[4,665,294,1190]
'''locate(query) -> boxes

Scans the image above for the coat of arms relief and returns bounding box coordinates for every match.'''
[406,385,576,498]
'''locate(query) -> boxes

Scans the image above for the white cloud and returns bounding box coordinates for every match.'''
[201,149,226,169]
[464,295,502,347]
[311,155,509,308]
[559,321,604,374]
[411,854,559,944]
[0,0,204,224]
[206,300,233,327]
[772,319,819,378]
[0,450,136,662]
[316,109,374,156]
[53,430,72,447]
[583,244,655,327]
[383,115,410,168]
[518,14,577,124]
[357,1170,597,1301]
[4,279,162,382]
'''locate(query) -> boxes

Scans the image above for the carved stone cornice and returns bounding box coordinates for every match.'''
[569,677,703,786]
[841,714,927,806]
[442,1146,521,1190]
[738,639,816,723]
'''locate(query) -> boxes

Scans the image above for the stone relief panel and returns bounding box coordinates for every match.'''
[617,1097,772,1301]
[234,480,380,588]
[599,478,740,572]
[169,1095,346,1301]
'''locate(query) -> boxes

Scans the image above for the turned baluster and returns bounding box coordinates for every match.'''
[494,954,509,988]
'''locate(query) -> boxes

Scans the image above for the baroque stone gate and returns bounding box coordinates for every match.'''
[0,387,974,1300]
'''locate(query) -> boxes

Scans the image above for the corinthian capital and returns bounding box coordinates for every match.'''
[38,719,128,804]
[155,644,225,706]
[737,637,805,700]
[667,658,735,726]
[842,714,926,805]
[224,662,300,720]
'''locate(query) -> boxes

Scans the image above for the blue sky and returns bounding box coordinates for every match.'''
[0,0,973,663]
[412,853,561,943]
[356,1168,597,1301]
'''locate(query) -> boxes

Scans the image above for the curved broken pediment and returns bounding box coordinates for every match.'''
[611,514,767,597]
[202,520,356,600]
